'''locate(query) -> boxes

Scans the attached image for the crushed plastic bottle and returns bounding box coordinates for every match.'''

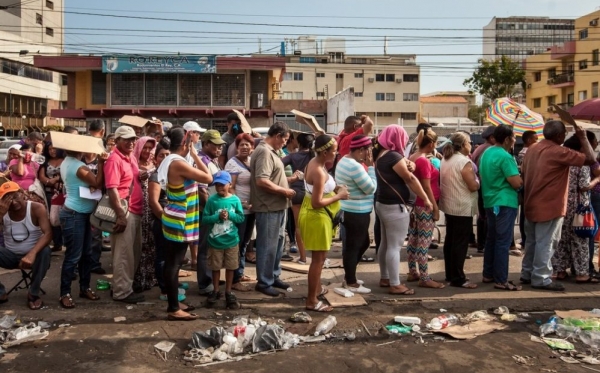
[96,279,110,291]
[428,314,459,330]
[314,315,337,336]
[386,325,413,334]
[579,330,600,348]
[539,316,560,337]
[555,324,581,339]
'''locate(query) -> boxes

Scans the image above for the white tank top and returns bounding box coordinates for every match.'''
[305,172,337,195]
[4,201,43,255]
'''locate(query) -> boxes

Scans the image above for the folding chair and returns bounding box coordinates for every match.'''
[6,269,46,296]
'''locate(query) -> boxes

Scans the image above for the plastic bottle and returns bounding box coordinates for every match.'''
[96,279,110,291]
[386,325,413,334]
[539,316,559,337]
[428,314,459,330]
[393,316,422,326]
[314,315,337,336]
[31,154,45,164]
[579,330,600,348]
[555,324,581,339]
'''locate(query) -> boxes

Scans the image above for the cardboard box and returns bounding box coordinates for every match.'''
[291,109,325,134]
[118,115,150,128]
[231,109,253,134]
[50,131,105,154]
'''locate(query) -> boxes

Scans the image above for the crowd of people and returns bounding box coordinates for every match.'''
[0,113,597,318]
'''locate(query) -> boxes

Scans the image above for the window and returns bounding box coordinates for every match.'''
[533,98,541,108]
[567,93,574,106]
[90,71,106,105]
[36,13,42,25]
[593,83,599,99]
[180,75,211,106]
[281,92,303,99]
[46,0,54,9]
[354,73,363,78]
[580,28,589,39]
[385,74,395,82]
[579,90,588,101]
[61,75,67,86]
[213,74,245,106]
[283,72,303,81]
[350,58,367,64]
[316,92,325,98]
[534,72,541,81]
[594,50,599,66]
[377,112,392,117]
[403,93,419,101]
[0,58,52,83]
[385,93,395,101]
[336,73,343,79]
[111,74,144,106]
[354,92,363,97]
[375,74,385,82]
[375,93,385,101]
[400,112,417,120]
[293,72,303,81]
[283,72,292,81]
[145,74,177,106]
[580,60,588,70]
[547,96,556,106]
[45,27,53,37]
[548,68,556,78]
[403,74,419,82]
[316,72,325,78]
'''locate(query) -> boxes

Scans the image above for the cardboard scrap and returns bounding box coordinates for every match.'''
[291,109,325,134]
[50,131,105,154]
[118,115,149,128]
[324,283,367,308]
[553,105,577,128]
[231,109,253,134]
[432,320,507,340]
[555,310,600,319]
[280,259,342,274]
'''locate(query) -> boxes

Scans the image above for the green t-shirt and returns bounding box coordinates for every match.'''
[201,194,245,249]
[480,146,520,209]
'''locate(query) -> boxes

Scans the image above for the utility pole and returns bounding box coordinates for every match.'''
[384,36,388,55]
[258,38,262,53]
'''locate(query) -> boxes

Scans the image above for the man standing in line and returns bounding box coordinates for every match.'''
[104,126,145,303]
[250,122,296,296]
[337,115,373,159]
[87,119,107,275]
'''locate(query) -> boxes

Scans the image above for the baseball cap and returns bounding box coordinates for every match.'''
[114,126,138,139]
[201,130,226,145]
[183,121,204,133]
[482,125,496,139]
[211,170,232,185]
[8,144,21,151]
[0,181,20,199]
[162,121,173,131]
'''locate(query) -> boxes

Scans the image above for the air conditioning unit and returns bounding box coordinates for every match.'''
[591,19,598,26]
[272,82,281,92]
[293,50,302,55]
[547,106,555,112]
[395,78,403,83]
[547,78,554,84]
[527,83,532,88]
[367,77,375,83]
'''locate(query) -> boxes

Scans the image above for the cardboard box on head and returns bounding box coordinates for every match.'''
[50,131,105,155]
[118,115,150,128]
[291,109,325,135]
[231,109,253,134]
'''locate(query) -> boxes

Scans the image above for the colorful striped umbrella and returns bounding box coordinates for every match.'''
[486,97,545,136]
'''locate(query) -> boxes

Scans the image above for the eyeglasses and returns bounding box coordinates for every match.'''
[11,222,30,243]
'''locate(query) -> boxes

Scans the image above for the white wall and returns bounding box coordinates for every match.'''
[327,87,355,133]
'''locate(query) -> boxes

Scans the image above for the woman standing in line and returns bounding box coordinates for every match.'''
[38,141,64,251]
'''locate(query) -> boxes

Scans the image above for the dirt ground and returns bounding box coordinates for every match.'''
[1,229,600,373]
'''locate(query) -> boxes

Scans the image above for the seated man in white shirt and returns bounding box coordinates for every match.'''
[0,182,52,310]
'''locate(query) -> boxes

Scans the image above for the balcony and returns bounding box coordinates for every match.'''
[547,72,575,88]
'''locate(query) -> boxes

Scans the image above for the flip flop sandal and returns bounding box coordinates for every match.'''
[178,270,192,277]
[379,280,390,288]
[427,255,437,261]
[576,277,600,284]
[319,286,329,296]
[418,280,445,289]
[231,282,252,292]
[405,273,420,282]
[239,275,253,282]
[460,282,478,289]
[360,256,375,262]
[167,313,199,321]
[181,304,195,312]
[59,294,75,309]
[306,300,333,312]
[494,281,522,291]
[27,295,43,310]
[389,287,415,295]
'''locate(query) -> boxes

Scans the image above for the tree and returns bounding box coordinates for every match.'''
[468,105,487,126]
[463,56,526,101]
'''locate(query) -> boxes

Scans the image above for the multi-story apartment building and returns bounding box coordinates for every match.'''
[525,10,600,120]
[483,17,575,61]
[0,0,67,134]
[276,39,420,128]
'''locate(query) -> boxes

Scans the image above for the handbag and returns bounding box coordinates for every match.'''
[49,192,65,227]
[303,165,343,228]
[573,191,598,238]
[90,194,129,233]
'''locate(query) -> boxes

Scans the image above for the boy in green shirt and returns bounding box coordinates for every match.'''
[202,171,245,309]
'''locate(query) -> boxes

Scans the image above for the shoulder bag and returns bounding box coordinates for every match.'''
[90,181,132,233]
[375,151,416,227]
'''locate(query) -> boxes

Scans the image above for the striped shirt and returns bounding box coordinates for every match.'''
[335,156,377,213]
[162,178,199,242]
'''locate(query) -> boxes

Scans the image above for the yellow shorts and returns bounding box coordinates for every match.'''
[208,246,239,271]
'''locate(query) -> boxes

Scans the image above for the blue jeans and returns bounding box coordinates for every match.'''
[89,226,103,270]
[233,213,255,284]
[59,208,93,296]
[483,207,518,284]
[254,210,286,290]
[589,192,600,273]
[521,217,564,287]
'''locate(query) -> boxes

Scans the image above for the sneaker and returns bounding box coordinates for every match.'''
[348,284,371,294]
[198,284,214,295]
[206,291,221,307]
[281,253,294,262]
[255,285,280,297]
[114,293,145,304]
[226,292,241,309]
[289,244,299,254]
[357,279,365,285]
[273,279,290,290]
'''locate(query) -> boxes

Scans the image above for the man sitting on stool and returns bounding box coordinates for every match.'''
[0,182,52,309]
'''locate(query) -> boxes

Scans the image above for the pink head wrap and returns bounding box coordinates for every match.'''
[133,136,157,163]
[378,125,409,153]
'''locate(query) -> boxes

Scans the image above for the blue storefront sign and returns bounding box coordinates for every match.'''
[102,55,216,74]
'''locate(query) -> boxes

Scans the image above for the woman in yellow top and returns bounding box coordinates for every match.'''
[299,135,349,312]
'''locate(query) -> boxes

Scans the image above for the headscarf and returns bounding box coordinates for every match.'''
[378,125,409,154]
[133,136,156,163]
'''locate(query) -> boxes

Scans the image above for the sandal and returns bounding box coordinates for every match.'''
[576,276,600,284]
[79,288,100,300]
[245,256,257,264]
[167,312,199,321]
[459,281,478,289]
[59,294,75,309]
[405,273,420,282]
[494,281,522,291]
[556,272,569,281]
[389,285,415,295]
[180,304,195,313]
[360,256,374,262]
[306,300,333,312]
[418,280,445,289]
[379,279,390,288]
[319,286,329,296]
[239,275,253,282]
[231,282,252,292]
[27,295,43,310]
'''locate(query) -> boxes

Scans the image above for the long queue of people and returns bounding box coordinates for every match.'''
[0,114,596,319]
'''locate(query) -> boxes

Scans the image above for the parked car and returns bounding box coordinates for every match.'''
[0,140,21,163]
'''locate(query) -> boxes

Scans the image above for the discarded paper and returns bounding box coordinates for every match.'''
[432,320,507,340]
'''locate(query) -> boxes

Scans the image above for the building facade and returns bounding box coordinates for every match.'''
[420,96,473,126]
[276,49,421,128]
[525,10,600,120]
[421,91,477,108]
[483,17,575,61]
[0,0,67,134]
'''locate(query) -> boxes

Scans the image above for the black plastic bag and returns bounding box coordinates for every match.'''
[189,326,226,349]
[252,324,285,353]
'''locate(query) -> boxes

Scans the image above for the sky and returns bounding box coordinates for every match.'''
[61,0,600,96]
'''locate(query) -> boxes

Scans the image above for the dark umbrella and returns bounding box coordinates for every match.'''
[568,98,600,121]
